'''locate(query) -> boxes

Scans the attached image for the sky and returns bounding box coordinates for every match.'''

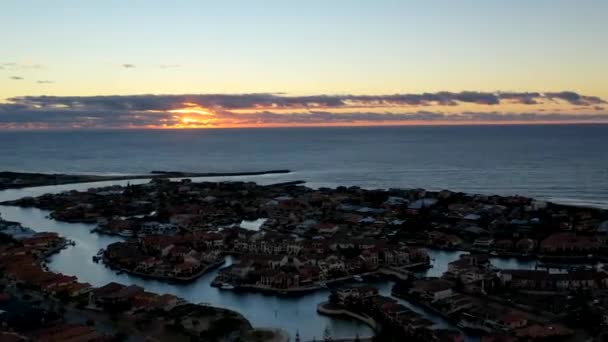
[1,0,607,129]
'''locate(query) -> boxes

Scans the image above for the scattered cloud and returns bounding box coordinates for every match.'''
[8,91,605,110]
[36,80,54,84]
[9,76,24,80]
[545,91,606,106]
[121,64,136,68]
[1,92,606,129]
[158,64,181,69]
[2,63,44,70]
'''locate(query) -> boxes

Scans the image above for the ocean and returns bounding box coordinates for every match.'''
[1,124,607,208]
[1,124,606,340]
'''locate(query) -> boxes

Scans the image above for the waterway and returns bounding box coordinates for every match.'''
[0,179,543,341]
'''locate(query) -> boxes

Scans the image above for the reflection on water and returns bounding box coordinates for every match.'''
[0,180,540,341]
[0,204,374,340]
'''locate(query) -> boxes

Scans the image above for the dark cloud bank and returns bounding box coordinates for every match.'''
[0,91,606,128]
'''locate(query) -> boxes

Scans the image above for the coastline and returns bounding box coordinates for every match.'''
[226,272,378,295]
[2,174,607,341]
[411,244,606,264]
[214,265,428,295]
[101,258,226,283]
[0,169,291,190]
[317,301,379,331]
[0,217,267,341]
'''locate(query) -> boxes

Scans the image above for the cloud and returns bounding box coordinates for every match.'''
[36,80,54,84]
[9,76,23,80]
[497,92,541,105]
[1,92,607,129]
[121,64,136,68]
[545,91,606,105]
[8,91,605,111]
[158,64,181,69]
[2,63,44,70]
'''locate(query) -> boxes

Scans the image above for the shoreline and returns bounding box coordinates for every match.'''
[0,169,291,190]
[213,265,430,295]
[0,217,264,341]
[101,258,226,283]
[391,291,461,327]
[231,272,378,295]
[317,301,379,331]
[412,244,607,264]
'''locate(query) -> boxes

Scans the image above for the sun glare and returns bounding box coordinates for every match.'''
[168,102,214,116]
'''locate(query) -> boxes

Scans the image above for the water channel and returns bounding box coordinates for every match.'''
[0,178,543,341]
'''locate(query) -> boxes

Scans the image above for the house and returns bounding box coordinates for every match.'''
[429,231,462,248]
[92,282,143,307]
[410,278,454,302]
[499,269,608,290]
[34,325,105,342]
[258,271,299,289]
[141,222,178,235]
[447,254,492,275]
[446,254,495,286]
[434,329,465,342]
[498,311,528,330]
[359,249,380,268]
[317,223,340,236]
[540,233,600,254]
[473,237,494,249]
[334,287,379,303]
[514,324,573,340]
[463,214,481,221]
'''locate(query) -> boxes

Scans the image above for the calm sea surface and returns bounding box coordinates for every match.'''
[1,124,607,208]
[0,124,606,340]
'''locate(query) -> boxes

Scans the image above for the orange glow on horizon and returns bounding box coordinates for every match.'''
[138,119,608,130]
[168,103,214,116]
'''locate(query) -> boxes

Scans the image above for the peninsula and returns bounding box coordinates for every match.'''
[0,170,291,190]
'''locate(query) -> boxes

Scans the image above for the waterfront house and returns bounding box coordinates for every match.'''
[334,287,379,303]
[540,232,600,254]
[258,270,300,289]
[473,237,494,249]
[446,254,492,276]
[499,269,608,290]
[410,278,454,302]
[514,324,573,340]
[359,249,380,268]
[497,311,528,330]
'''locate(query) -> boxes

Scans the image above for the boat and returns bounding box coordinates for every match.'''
[118,230,134,237]
[219,283,235,290]
[353,275,364,282]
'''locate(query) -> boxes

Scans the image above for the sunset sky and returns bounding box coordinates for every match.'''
[1,0,607,129]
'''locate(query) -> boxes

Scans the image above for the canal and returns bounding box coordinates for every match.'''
[0,178,541,341]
